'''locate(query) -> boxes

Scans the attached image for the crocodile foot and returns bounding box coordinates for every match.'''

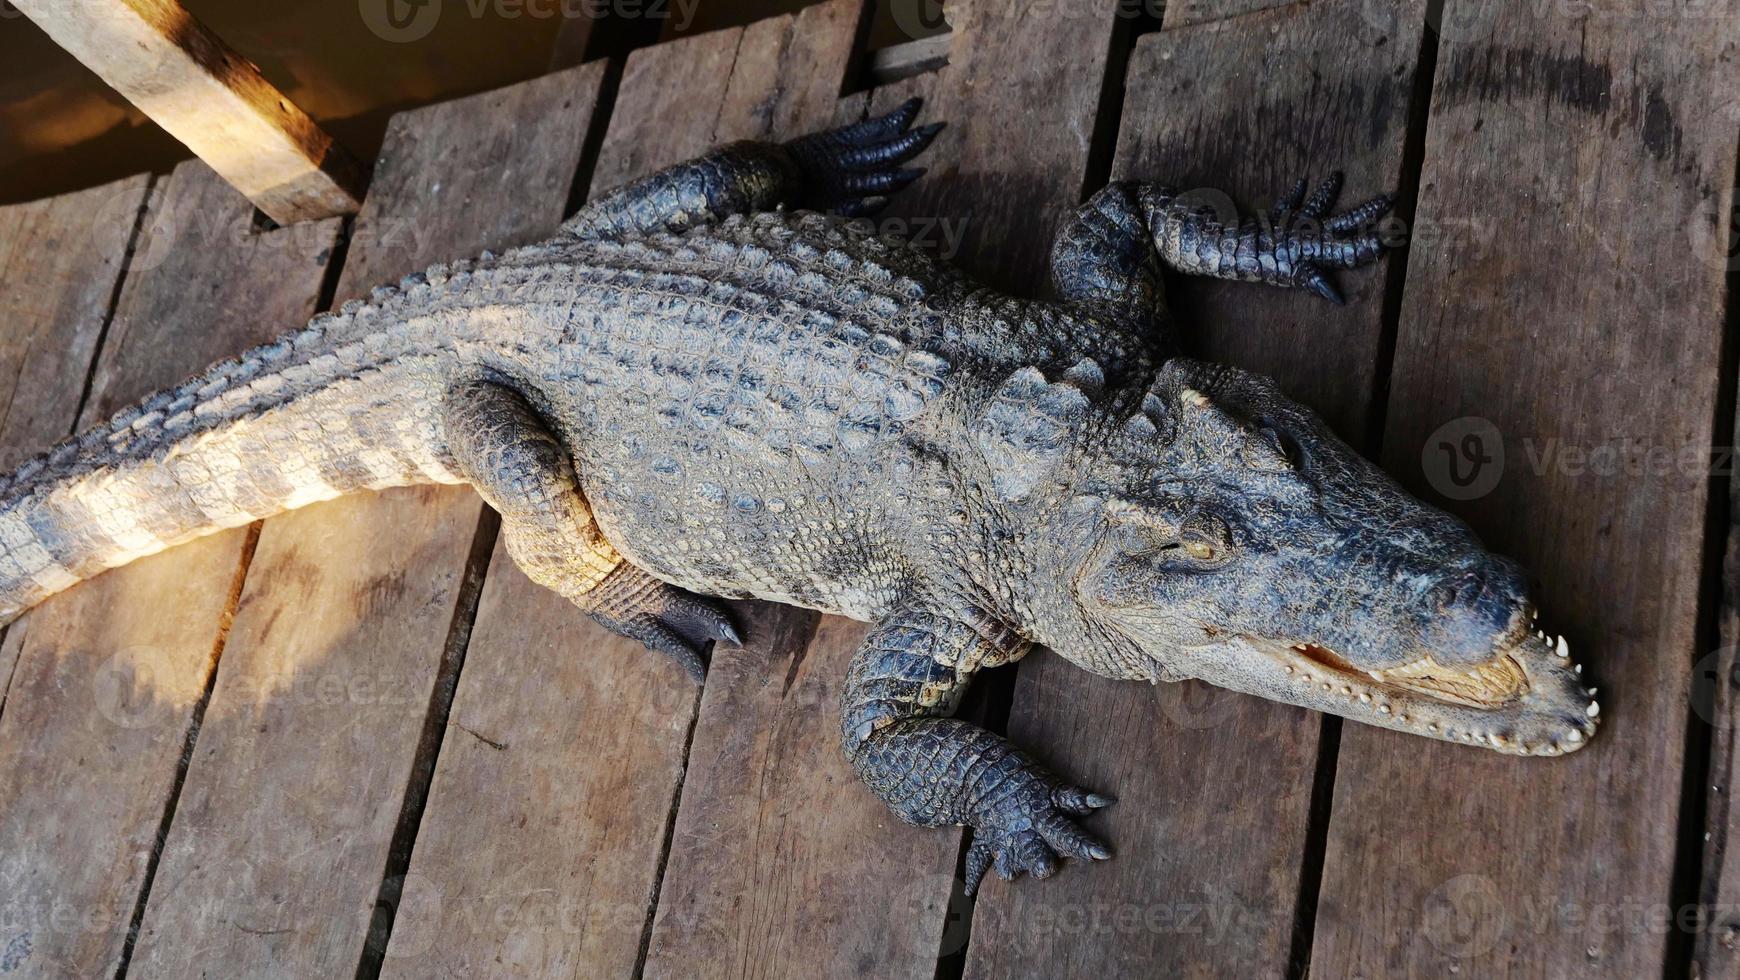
[1262,169,1396,304]
[581,563,740,682]
[784,97,945,217]
[963,778,1115,895]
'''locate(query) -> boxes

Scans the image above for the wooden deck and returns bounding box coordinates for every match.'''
[1,0,1738,976]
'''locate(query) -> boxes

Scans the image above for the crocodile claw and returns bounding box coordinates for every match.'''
[1264,169,1397,304]
[785,97,945,217]
[580,564,741,682]
[962,779,1114,896]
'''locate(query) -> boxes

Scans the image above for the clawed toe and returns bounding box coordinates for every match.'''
[580,564,741,682]
[1264,168,1398,303]
[786,98,946,217]
[963,784,1113,896]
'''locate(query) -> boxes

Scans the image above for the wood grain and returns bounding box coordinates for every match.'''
[880,0,1123,291]
[646,612,970,980]
[1163,0,1298,30]
[961,5,1427,976]
[122,67,604,979]
[0,162,339,979]
[0,175,151,707]
[374,557,697,978]
[1312,2,1740,976]
[9,0,365,223]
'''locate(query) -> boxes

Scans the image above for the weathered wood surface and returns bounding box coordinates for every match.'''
[10,0,366,224]
[884,1,1123,290]
[962,4,1427,977]
[7,1,1740,976]
[0,176,150,708]
[0,162,339,979]
[1163,0,1296,30]
[1312,1,1740,976]
[870,34,950,84]
[370,58,697,980]
[123,67,603,978]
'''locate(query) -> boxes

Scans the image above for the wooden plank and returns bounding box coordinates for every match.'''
[961,5,1427,976]
[881,1,1122,291]
[372,30,767,980]
[0,175,151,706]
[10,0,365,224]
[575,6,966,975]
[1704,499,1740,967]
[0,162,340,978]
[122,66,605,979]
[1163,0,1297,30]
[1312,2,1740,976]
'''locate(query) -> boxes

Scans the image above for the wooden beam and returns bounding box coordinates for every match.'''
[868,34,950,85]
[11,0,366,224]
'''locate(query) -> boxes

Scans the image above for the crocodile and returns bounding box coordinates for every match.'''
[0,99,1598,893]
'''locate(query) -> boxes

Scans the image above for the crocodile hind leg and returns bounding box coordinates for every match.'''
[563,97,944,239]
[441,378,736,680]
[840,602,1114,893]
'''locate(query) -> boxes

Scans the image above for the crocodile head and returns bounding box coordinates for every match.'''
[1046,357,1598,756]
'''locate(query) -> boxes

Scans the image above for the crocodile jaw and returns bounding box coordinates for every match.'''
[1177,627,1600,756]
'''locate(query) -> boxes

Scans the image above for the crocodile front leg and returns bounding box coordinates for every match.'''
[840,604,1113,894]
[1052,176,1395,314]
[441,379,736,680]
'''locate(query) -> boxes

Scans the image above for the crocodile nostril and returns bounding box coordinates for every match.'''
[1416,560,1530,663]
[1427,569,1485,612]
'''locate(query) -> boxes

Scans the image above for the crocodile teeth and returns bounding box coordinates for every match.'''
[1586,701,1600,718]
[1554,635,1570,659]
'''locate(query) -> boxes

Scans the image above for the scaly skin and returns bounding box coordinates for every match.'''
[0,99,1599,893]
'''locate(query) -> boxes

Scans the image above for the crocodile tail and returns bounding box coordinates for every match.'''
[0,309,467,624]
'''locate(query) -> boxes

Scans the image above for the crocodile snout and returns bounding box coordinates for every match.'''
[1414,559,1530,665]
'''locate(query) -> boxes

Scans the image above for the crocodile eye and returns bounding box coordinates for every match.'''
[1183,540,1218,561]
